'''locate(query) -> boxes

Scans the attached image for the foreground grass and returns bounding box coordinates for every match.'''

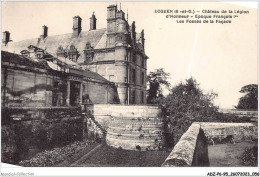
[208,141,258,167]
[72,144,170,167]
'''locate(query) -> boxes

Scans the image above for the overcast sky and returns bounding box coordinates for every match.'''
[2,1,258,109]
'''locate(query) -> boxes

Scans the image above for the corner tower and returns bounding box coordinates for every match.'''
[106,5,117,47]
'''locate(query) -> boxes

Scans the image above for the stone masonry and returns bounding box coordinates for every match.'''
[93,105,164,151]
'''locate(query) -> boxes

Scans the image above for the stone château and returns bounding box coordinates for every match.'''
[2,4,148,105]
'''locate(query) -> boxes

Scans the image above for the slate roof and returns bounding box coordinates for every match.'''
[1,50,49,69]
[1,50,110,83]
[2,28,107,64]
[82,69,110,83]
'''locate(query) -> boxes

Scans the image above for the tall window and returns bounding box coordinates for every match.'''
[141,72,144,85]
[108,36,115,45]
[132,69,136,84]
[131,90,136,104]
[132,53,136,63]
[141,91,144,104]
[108,22,113,32]
[109,9,115,18]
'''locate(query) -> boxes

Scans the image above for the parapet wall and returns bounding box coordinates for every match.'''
[162,122,258,167]
[93,104,161,130]
[200,122,258,142]
[162,123,209,167]
[93,104,164,151]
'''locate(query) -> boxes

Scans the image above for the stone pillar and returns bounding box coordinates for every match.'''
[66,80,70,106]
[79,82,83,105]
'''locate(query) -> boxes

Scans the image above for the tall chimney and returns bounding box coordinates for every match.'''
[90,12,97,31]
[41,25,48,39]
[141,29,145,50]
[73,16,82,37]
[2,31,11,46]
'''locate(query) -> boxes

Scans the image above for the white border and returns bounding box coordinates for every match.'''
[0,0,259,177]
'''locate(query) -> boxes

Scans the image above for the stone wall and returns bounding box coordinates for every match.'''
[220,109,258,122]
[85,81,117,104]
[93,104,164,151]
[162,122,258,167]
[93,104,162,130]
[1,107,104,165]
[2,68,55,107]
[162,123,209,167]
[199,122,258,143]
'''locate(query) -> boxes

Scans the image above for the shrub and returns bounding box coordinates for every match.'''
[241,146,258,166]
[18,141,93,167]
[159,78,219,148]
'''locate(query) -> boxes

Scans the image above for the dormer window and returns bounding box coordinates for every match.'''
[70,45,75,50]
[85,42,93,50]
[68,53,78,62]
[36,53,42,59]
[85,52,94,63]
[58,46,63,50]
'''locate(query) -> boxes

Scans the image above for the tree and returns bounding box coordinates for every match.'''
[236,84,258,110]
[146,68,171,104]
[159,78,219,148]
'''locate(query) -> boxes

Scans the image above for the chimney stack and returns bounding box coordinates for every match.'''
[73,16,82,37]
[90,12,97,31]
[141,29,145,50]
[41,25,48,39]
[2,31,11,46]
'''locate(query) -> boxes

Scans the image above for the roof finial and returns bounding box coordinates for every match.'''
[92,11,95,15]
[120,2,121,10]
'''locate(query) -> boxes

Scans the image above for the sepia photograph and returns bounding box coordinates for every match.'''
[1,1,258,176]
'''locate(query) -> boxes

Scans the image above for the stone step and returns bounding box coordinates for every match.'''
[93,105,161,117]
[107,127,163,135]
[108,123,163,129]
[111,116,162,121]
[106,137,163,151]
[107,133,163,141]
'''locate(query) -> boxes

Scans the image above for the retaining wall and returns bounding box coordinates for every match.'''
[199,122,258,142]
[1,107,103,165]
[93,104,164,151]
